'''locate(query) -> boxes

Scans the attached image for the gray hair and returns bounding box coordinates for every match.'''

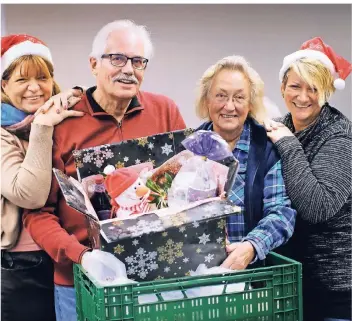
[90,19,154,59]
[195,55,266,123]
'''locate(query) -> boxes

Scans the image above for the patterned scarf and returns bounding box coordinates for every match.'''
[1,103,34,140]
[119,192,151,215]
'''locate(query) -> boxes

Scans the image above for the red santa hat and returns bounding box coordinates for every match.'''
[105,168,139,205]
[279,37,352,90]
[1,34,53,77]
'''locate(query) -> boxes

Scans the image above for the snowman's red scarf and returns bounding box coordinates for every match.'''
[118,192,151,215]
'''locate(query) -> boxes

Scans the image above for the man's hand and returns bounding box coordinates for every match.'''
[221,241,255,270]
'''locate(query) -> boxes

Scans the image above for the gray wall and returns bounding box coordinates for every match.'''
[3,4,351,127]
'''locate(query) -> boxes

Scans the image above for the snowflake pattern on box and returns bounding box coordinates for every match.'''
[161,143,173,156]
[99,209,231,281]
[100,200,238,242]
[73,129,194,179]
[157,239,184,264]
[80,145,115,169]
[168,212,189,227]
[198,233,210,245]
[217,219,226,229]
[126,218,164,237]
[113,244,125,254]
[125,248,158,279]
[204,253,214,263]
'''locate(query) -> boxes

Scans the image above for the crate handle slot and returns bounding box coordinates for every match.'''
[81,271,95,297]
[82,279,94,297]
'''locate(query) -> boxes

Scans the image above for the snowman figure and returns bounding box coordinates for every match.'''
[105,168,151,220]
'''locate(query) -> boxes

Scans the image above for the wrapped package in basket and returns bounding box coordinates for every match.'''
[168,130,234,208]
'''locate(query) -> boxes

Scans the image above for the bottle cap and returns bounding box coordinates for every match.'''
[94,174,105,184]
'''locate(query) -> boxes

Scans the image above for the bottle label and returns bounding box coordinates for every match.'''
[95,183,105,193]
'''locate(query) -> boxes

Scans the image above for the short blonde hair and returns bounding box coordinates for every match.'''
[1,55,60,105]
[195,55,266,124]
[282,58,335,107]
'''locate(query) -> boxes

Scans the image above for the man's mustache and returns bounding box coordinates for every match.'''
[113,74,139,84]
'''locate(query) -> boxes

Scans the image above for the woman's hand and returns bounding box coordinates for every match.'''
[33,89,84,126]
[263,118,294,143]
[266,126,294,143]
[263,119,285,132]
[221,241,255,270]
[34,88,83,116]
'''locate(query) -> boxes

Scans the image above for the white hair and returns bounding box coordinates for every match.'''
[90,19,154,59]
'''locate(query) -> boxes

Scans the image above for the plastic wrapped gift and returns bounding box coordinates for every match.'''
[168,131,234,208]
[145,150,194,209]
[54,129,240,281]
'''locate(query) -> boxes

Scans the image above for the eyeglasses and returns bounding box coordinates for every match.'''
[211,93,249,107]
[101,53,149,70]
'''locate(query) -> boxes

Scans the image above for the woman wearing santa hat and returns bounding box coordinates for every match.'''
[1,34,84,321]
[265,37,352,321]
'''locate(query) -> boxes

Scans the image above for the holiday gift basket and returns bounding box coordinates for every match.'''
[54,128,240,281]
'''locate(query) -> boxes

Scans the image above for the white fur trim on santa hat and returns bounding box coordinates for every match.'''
[279,49,336,82]
[333,78,345,90]
[1,40,53,76]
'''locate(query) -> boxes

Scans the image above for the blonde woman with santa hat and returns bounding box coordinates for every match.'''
[1,34,84,321]
[265,37,352,321]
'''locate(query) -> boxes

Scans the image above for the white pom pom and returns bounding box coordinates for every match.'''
[103,165,115,175]
[334,78,345,90]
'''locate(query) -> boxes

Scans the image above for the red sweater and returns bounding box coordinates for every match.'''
[23,88,186,286]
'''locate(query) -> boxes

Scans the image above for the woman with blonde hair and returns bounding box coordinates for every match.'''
[265,37,352,321]
[1,34,84,321]
[196,55,296,271]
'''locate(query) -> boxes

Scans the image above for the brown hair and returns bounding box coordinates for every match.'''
[1,55,60,105]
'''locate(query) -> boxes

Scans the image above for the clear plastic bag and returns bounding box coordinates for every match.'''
[185,264,246,298]
[168,131,234,208]
[137,264,246,304]
[168,156,217,208]
[81,250,136,286]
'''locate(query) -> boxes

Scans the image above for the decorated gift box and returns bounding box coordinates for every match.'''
[53,129,240,281]
[72,129,195,180]
[99,199,237,281]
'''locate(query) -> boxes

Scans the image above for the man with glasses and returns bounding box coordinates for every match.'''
[23,20,186,321]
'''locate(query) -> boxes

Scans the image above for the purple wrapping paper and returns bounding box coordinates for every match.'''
[181,130,233,161]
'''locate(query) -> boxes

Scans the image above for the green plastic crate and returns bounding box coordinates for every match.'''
[74,252,302,321]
